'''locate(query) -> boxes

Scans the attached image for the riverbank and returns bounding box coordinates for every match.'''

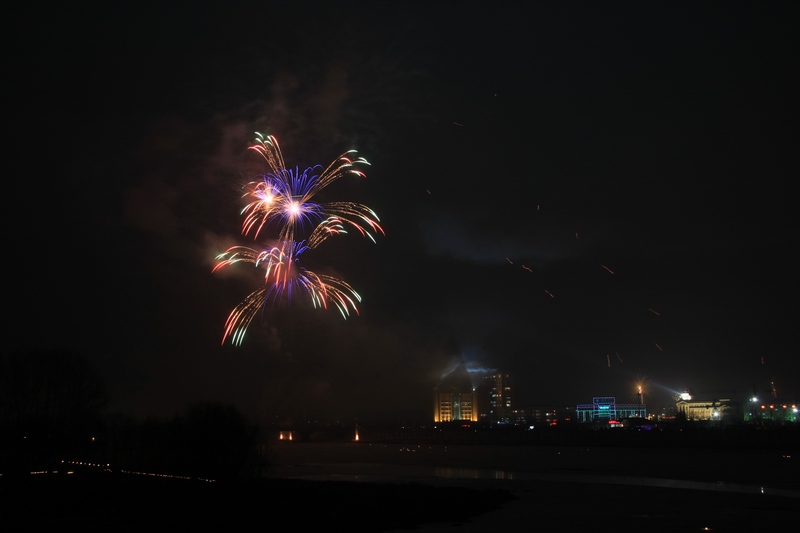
[265,440,800,532]
[1,472,515,532]
[3,440,799,532]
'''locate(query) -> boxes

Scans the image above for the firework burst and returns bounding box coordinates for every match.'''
[241,133,383,244]
[214,133,380,346]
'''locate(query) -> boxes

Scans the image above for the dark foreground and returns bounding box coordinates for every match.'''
[3,467,800,533]
[4,440,800,532]
[1,472,515,532]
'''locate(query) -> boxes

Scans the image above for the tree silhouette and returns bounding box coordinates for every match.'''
[0,349,108,476]
[103,402,266,481]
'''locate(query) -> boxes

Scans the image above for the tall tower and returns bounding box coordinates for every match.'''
[479,373,512,423]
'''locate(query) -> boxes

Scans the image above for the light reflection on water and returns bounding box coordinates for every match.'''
[272,463,800,499]
[268,442,800,501]
[431,465,800,498]
[434,467,514,480]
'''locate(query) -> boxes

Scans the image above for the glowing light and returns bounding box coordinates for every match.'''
[241,133,383,244]
[215,241,362,346]
[215,133,381,346]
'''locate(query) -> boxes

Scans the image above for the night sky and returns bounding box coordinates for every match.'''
[6,1,798,424]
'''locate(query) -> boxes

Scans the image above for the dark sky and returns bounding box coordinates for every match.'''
[6,1,798,424]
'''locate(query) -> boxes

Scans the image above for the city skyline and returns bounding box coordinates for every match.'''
[433,363,793,424]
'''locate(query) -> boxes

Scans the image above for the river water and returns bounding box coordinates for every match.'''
[265,441,800,498]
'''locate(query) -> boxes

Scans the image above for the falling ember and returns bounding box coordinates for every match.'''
[544,289,555,298]
[616,353,623,363]
[522,265,533,272]
[761,356,765,365]
[575,232,579,239]
[655,343,663,351]
[607,354,611,367]
[600,264,614,274]
[648,308,661,316]
[506,257,514,264]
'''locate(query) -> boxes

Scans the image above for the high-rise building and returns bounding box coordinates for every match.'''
[478,373,512,423]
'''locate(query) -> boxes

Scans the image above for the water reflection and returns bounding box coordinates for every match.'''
[434,467,515,480]
[272,463,800,499]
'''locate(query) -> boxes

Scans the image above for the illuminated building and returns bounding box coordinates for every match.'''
[745,401,799,424]
[675,393,742,423]
[576,396,646,424]
[433,389,478,422]
[477,373,513,423]
[674,383,797,425]
[743,378,798,424]
[433,364,478,422]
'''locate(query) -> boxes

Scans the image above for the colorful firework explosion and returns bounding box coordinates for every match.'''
[214,133,381,346]
[241,133,383,244]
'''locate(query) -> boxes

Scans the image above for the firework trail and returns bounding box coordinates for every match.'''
[214,133,380,346]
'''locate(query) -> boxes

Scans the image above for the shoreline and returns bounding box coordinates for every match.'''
[3,440,799,532]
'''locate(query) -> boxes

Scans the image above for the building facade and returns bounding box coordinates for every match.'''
[477,373,513,423]
[576,396,647,424]
[433,364,478,423]
[745,401,798,424]
[675,397,742,423]
[433,390,478,422]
